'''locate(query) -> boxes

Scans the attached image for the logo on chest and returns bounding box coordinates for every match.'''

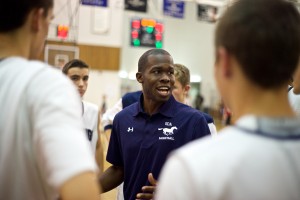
[158,126,177,136]
[158,122,177,140]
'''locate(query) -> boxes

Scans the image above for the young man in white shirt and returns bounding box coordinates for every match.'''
[0,0,101,199]
[62,59,103,170]
[156,0,300,200]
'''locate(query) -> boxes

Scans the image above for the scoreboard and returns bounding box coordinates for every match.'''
[130,18,164,48]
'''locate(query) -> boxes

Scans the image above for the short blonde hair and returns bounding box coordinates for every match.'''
[174,64,190,86]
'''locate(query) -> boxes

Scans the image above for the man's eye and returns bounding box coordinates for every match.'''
[83,77,89,81]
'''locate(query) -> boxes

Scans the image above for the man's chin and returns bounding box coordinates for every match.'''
[157,95,171,102]
[79,92,85,97]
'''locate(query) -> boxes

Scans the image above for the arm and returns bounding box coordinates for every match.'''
[32,70,101,199]
[102,98,122,141]
[103,129,112,144]
[99,165,124,193]
[60,172,101,200]
[101,103,125,193]
[96,113,104,172]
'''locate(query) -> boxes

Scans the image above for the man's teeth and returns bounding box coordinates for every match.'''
[158,87,168,91]
[158,87,169,94]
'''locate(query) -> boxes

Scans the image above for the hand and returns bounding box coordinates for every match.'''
[136,173,157,200]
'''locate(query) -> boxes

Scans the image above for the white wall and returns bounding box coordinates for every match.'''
[50,0,124,47]
[83,70,121,109]
[49,0,124,107]
[77,2,124,47]
[120,2,219,108]
[49,0,221,109]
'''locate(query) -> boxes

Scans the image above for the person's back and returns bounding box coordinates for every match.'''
[157,116,300,200]
[0,0,101,199]
[0,58,98,199]
[156,0,300,199]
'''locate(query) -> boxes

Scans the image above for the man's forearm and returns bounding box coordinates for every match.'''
[99,165,124,193]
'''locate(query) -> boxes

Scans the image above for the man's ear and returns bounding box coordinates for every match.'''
[217,47,232,78]
[136,72,143,83]
[30,8,45,32]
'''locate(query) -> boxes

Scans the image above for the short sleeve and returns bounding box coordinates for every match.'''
[102,98,122,130]
[106,115,123,166]
[193,113,211,139]
[30,68,98,189]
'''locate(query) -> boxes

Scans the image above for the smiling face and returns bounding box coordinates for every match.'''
[137,54,175,104]
[66,67,89,97]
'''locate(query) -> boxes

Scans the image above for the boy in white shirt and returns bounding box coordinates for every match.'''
[156,0,300,200]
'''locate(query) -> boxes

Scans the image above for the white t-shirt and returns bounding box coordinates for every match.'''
[101,98,122,129]
[156,115,300,200]
[0,57,98,200]
[82,101,99,154]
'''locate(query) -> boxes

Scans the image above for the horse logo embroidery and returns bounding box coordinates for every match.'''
[158,126,177,136]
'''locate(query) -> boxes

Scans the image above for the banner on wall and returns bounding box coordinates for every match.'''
[81,0,108,7]
[197,4,219,23]
[125,0,147,12]
[163,0,185,19]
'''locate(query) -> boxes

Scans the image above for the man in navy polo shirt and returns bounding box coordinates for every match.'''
[99,49,211,200]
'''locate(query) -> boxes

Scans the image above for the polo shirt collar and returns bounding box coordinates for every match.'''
[133,93,177,118]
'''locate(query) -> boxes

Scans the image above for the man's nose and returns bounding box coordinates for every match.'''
[78,79,84,87]
[160,73,170,82]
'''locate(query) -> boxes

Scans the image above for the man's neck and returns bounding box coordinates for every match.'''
[0,31,30,59]
[142,97,164,116]
[231,85,296,121]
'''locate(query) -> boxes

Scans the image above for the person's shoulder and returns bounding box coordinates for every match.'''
[122,101,138,112]
[202,112,214,123]
[4,57,50,73]
[122,91,142,108]
[115,101,138,118]
[166,127,248,193]
[24,60,71,84]
[176,103,204,117]
[122,90,142,99]
[177,124,261,159]
[22,60,80,102]
[173,126,241,165]
[3,57,72,89]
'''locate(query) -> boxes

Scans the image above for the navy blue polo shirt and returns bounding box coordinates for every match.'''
[203,112,214,124]
[107,95,211,200]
